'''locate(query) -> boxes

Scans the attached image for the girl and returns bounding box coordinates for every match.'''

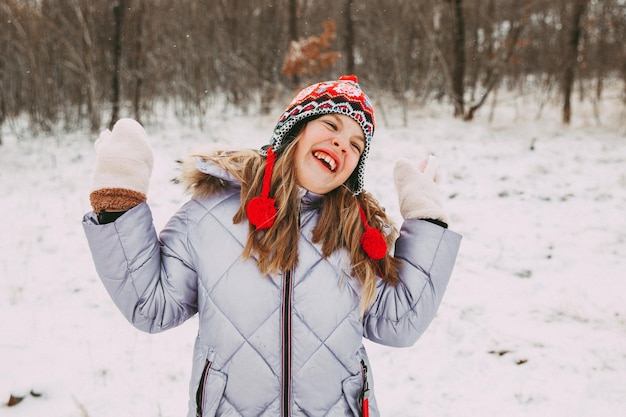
[83,75,461,417]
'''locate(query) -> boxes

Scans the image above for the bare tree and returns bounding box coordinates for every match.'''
[464,3,532,121]
[562,0,589,124]
[0,4,9,144]
[131,0,146,123]
[344,0,355,75]
[109,0,126,129]
[288,0,300,86]
[2,0,625,135]
[449,0,466,117]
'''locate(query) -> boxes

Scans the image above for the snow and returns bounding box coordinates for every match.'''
[1,95,625,416]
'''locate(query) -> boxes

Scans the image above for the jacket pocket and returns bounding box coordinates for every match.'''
[341,373,363,417]
[195,350,227,417]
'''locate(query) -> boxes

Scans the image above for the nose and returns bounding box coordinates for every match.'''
[331,135,348,153]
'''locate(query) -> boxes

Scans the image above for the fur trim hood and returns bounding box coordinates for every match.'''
[177,148,243,199]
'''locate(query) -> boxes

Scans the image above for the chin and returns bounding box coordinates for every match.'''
[304,185,329,195]
[297,180,330,195]
[297,170,346,195]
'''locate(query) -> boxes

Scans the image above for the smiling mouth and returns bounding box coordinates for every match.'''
[313,151,337,172]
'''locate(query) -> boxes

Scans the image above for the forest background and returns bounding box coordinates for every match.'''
[1,0,625,140]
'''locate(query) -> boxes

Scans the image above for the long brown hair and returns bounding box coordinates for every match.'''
[187,137,400,314]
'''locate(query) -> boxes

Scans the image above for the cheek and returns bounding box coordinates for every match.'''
[346,155,361,175]
[293,141,308,166]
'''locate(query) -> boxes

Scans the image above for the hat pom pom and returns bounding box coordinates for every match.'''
[360,227,387,261]
[247,196,277,230]
[339,74,359,84]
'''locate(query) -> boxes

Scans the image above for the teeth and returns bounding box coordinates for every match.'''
[313,151,337,171]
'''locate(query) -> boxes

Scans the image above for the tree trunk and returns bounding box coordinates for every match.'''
[562,0,588,124]
[0,95,4,146]
[110,0,125,130]
[344,0,355,75]
[288,0,299,85]
[450,0,466,117]
[75,5,100,133]
[133,0,145,123]
[623,54,626,105]
[594,0,607,102]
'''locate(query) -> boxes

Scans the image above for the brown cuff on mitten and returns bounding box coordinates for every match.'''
[89,188,146,213]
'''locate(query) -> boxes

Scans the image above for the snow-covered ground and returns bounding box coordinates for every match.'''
[1,95,625,417]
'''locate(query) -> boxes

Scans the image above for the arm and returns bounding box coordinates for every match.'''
[363,155,462,347]
[83,202,199,333]
[363,219,461,347]
[83,118,198,333]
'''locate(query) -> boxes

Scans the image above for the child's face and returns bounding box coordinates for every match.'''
[293,114,365,195]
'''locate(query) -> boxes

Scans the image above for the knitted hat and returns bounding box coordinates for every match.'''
[261,74,375,196]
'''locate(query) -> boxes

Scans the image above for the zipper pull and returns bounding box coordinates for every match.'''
[361,360,370,417]
[362,392,370,417]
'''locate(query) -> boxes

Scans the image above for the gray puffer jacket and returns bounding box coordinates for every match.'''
[82,161,461,417]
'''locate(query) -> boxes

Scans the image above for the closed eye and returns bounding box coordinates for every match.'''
[324,120,337,130]
[351,142,362,154]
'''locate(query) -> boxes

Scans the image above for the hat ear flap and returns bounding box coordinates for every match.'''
[247,147,277,229]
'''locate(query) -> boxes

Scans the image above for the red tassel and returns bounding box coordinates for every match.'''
[361,227,387,260]
[247,196,277,229]
[247,147,277,229]
[358,203,387,260]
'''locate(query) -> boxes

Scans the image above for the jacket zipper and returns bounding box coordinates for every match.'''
[281,269,293,417]
[196,350,215,417]
[360,359,370,417]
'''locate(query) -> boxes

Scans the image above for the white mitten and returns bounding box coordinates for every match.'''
[393,155,449,223]
[90,118,154,213]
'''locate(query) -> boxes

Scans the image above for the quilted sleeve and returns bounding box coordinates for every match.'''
[362,219,462,347]
[82,202,198,333]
